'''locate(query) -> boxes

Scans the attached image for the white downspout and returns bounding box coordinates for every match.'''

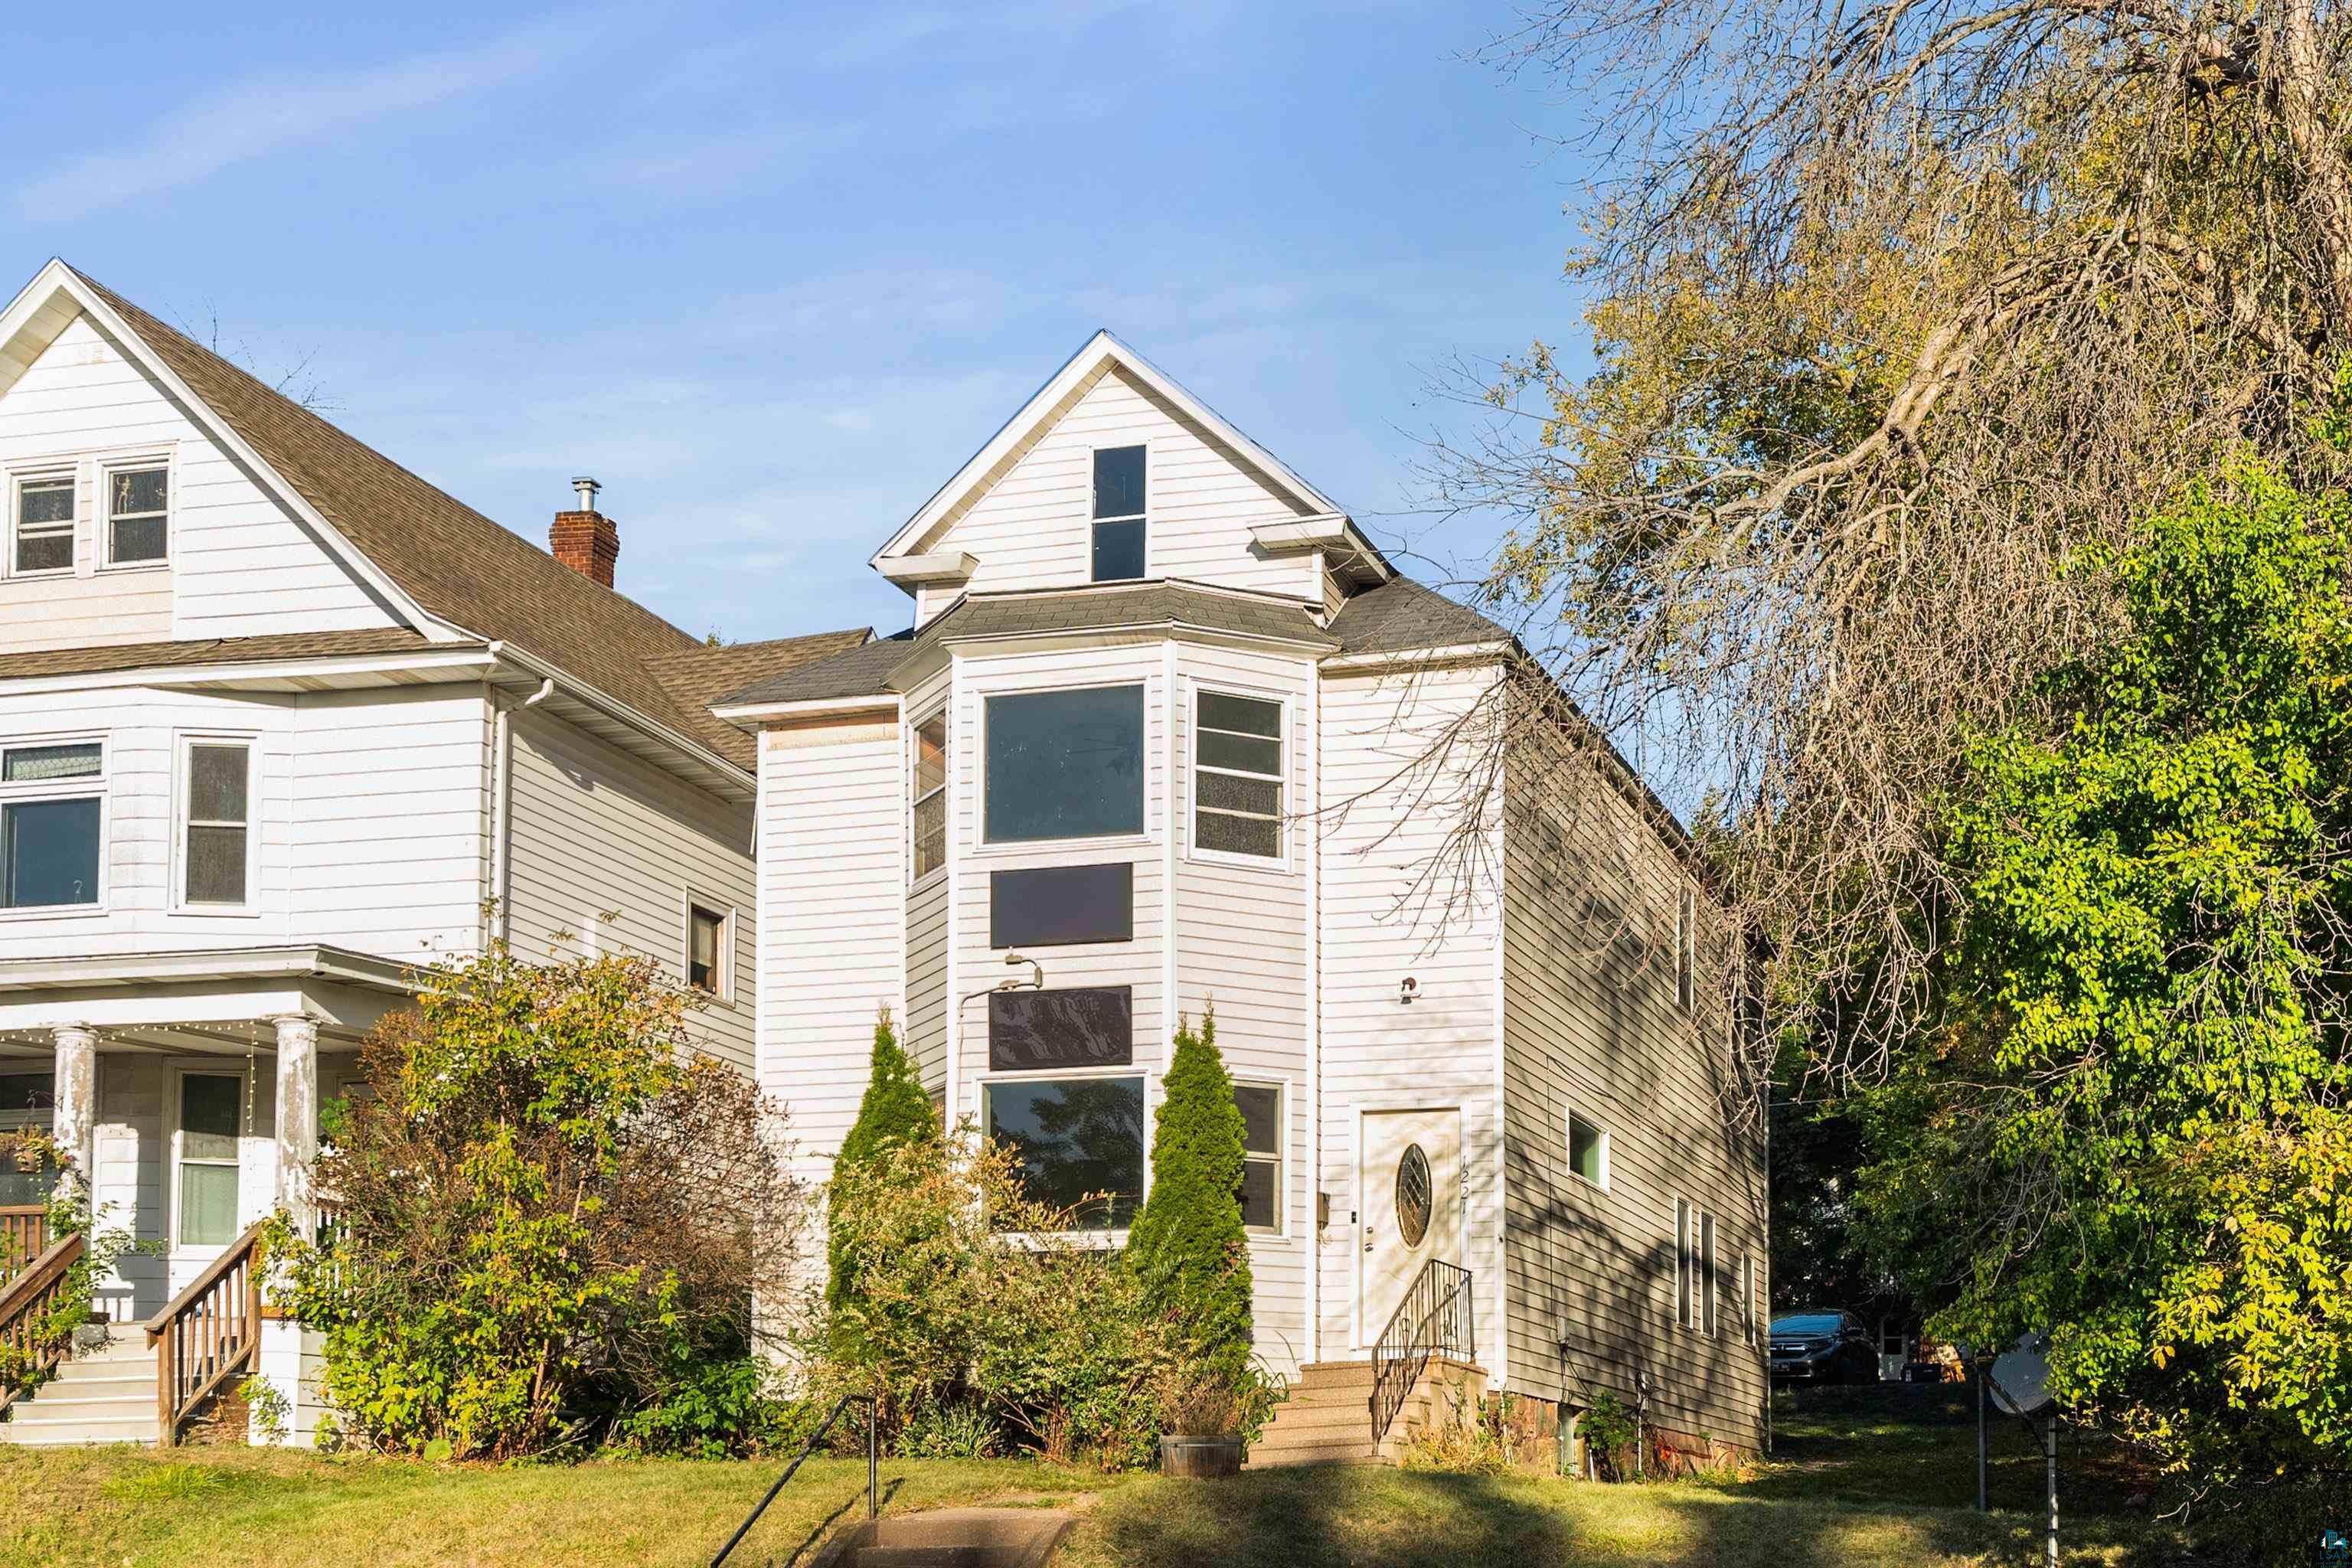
[491,675,554,946]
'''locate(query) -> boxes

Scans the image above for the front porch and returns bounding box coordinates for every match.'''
[0,945,413,1446]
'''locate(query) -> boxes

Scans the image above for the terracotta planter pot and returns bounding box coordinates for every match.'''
[1160,1434,1243,1478]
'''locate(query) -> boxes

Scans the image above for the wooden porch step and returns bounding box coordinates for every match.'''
[0,1412,157,1446]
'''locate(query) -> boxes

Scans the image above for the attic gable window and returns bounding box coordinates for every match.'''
[11,475,74,575]
[105,465,168,567]
[1091,446,1146,582]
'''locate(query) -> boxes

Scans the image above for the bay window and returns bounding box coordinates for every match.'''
[1194,690,1282,859]
[982,1075,1146,1230]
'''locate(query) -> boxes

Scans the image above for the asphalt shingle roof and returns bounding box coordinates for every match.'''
[717,582,1341,709]
[73,268,860,772]
[1327,577,1513,656]
[0,629,441,681]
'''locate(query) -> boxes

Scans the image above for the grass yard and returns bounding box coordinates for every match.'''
[0,1384,2198,1568]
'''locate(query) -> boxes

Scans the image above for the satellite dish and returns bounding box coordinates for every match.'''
[1988,1334,2053,1417]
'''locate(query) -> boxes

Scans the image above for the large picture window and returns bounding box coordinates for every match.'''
[1193,690,1282,860]
[1091,445,1145,582]
[985,684,1144,843]
[982,1075,1145,1230]
[1,741,103,910]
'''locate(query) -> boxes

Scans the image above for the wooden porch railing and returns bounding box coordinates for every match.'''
[1,1204,49,1278]
[145,1220,266,1447]
[0,1229,87,1415]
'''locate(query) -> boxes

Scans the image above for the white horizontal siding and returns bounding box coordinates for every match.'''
[758,713,905,1189]
[911,366,1321,615]
[503,706,758,1072]
[0,312,391,653]
[1315,662,1506,1365]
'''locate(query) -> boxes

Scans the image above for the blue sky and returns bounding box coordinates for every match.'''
[1,2,1592,645]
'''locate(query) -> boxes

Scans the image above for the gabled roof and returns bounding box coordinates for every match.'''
[868,330,1391,582]
[0,261,861,775]
[716,580,1339,711]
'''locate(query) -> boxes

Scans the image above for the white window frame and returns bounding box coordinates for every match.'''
[1564,1106,1610,1191]
[0,733,109,919]
[1700,1210,1719,1337]
[172,733,258,916]
[975,678,1153,854]
[683,895,735,1004]
[1187,681,1289,871]
[167,1062,249,1258]
[975,1065,1153,1243]
[909,707,949,886]
[1233,1076,1289,1237]
[1088,440,1150,583]
[1674,1197,1694,1329]
[7,466,77,580]
[97,452,172,571]
[1744,1253,1764,1347]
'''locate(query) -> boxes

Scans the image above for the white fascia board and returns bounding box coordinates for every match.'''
[0,943,418,995]
[939,620,1337,658]
[871,329,1356,567]
[1250,514,1351,550]
[489,643,756,798]
[0,644,498,697]
[10,262,442,638]
[876,550,978,586]
[710,693,903,724]
[1319,641,1512,674]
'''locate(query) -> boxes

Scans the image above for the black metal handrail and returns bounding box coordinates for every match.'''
[710,1393,877,1567]
[1370,1259,1475,1445]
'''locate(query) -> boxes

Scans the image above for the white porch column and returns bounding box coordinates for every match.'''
[51,1021,96,1198]
[272,1014,319,1227]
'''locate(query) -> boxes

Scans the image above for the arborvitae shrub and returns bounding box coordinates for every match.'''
[828,1007,936,1315]
[1123,1009,1253,1386]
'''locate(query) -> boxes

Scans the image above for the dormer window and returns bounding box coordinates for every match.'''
[1091,446,1145,581]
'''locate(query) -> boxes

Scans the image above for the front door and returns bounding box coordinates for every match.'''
[1360,1107,1462,1343]
[172,1070,243,1264]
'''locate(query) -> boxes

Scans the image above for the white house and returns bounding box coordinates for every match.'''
[0,260,862,1447]
[716,334,1771,1463]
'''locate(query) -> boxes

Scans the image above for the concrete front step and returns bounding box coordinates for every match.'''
[813,1508,1072,1568]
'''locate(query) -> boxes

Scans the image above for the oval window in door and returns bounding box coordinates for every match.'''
[1395,1143,1432,1247]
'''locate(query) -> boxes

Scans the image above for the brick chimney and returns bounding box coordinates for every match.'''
[550,476,619,588]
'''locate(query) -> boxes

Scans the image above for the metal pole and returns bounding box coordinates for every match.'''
[1976,1357,1988,1514]
[866,1396,878,1522]
[2043,1416,2059,1566]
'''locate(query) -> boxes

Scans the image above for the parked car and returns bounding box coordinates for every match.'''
[1769,1310,1881,1384]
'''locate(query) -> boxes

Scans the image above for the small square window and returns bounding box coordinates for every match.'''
[106,465,168,566]
[1567,1111,1607,1188]
[688,904,727,994]
[13,475,74,574]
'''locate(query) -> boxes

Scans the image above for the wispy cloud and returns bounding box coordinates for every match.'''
[14,14,597,220]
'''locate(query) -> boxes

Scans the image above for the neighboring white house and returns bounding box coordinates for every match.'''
[0,260,863,1447]
[716,333,1771,1462]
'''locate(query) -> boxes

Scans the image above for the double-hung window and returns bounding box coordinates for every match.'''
[1193,691,1282,860]
[911,710,947,879]
[105,464,168,567]
[181,740,252,908]
[688,903,729,996]
[1675,1197,1718,1334]
[11,474,74,575]
[175,1071,242,1248]
[984,684,1144,843]
[1091,445,1145,581]
[1,741,103,910]
[1235,1081,1282,1232]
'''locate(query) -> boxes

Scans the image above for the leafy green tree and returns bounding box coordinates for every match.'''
[1860,453,2352,1522]
[827,1008,936,1315]
[1124,1010,1253,1385]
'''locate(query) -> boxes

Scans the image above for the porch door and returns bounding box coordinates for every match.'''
[1360,1108,1462,1343]
[173,1071,243,1258]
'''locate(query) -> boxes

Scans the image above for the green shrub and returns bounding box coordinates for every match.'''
[1123,1010,1253,1386]
[264,942,812,1460]
[814,1129,1179,1468]
[0,1174,155,1400]
[827,1007,936,1322]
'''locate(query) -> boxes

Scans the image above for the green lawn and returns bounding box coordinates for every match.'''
[0,1385,2196,1568]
